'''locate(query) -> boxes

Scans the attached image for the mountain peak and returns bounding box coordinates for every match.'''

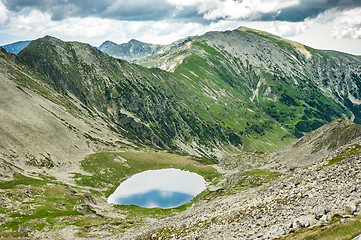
[98,40,118,49]
[103,40,116,45]
[128,39,142,43]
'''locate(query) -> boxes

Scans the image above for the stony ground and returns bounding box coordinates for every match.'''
[1,121,359,240]
[114,143,361,240]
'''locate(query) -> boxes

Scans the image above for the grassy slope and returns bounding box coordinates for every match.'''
[17,30,357,156]
[170,41,295,152]
[277,215,361,240]
[74,150,220,197]
[0,150,221,238]
[17,36,297,155]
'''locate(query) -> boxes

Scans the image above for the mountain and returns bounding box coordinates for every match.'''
[138,27,361,126]
[18,35,296,156]
[0,46,130,181]
[267,118,361,170]
[2,27,360,167]
[2,40,31,54]
[98,39,162,62]
[98,37,193,63]
[1,27,361,239]
[13,27,361,157]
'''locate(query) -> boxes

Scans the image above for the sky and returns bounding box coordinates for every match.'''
[0,0,360,55]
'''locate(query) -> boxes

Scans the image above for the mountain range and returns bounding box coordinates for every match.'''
[0,26,361,239]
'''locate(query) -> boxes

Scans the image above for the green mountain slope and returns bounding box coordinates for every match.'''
[0,46,130,181]
[138,27,360,135]
[21,36,287,156]
[17,27,361,155]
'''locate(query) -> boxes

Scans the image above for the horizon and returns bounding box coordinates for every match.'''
[2,26,361,57]
[0,0,361,55]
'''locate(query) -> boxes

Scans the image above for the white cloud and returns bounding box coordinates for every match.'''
[268,21,309,37]
[0,1,9,25]
[0,6,247,46]
[331,8,361,39]
[167,0,299,20]
[1,0,361,55]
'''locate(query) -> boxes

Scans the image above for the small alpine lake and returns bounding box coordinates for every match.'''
[107,168,206,208]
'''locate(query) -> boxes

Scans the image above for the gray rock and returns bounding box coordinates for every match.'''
[345,202,357,215]
[73,204,95,215]
[314,206,329,220]
[294,215,317,228]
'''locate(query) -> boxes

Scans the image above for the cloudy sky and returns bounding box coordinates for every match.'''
[0,0,360,55]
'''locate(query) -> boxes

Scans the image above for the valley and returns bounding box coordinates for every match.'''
[0,26,360,239]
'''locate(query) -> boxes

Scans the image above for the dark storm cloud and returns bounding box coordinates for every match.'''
[274,0,361,22]
[2,0,181,21]
[3,0,361,22]
[3,0,112,20]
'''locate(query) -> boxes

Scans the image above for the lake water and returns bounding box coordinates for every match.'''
[107,168,206,208]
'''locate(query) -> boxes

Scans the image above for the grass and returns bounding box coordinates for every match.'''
[114,202,190,218]
[0,150,221,237]
[277,215,361,240]
[237,168,282,187]
[324,144,361,167]
[72,150,222,219]
[0,173,46,189]
[74,150,221,196]
[0,174,92,237]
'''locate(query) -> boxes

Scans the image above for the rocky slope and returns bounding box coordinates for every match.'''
[10,119,357,240]
[119,144,361,240]
[267,118,361,171]
[0,46,130,182]
[114,120,361,239]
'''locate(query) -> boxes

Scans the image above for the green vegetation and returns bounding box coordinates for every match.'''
[0,175,89,237]
[0,173,46,189]
[325,144,361,167]
[237,169,282,187]
[115,202,190,218]
[0,173,139,238]
[277,215,361,240]
[74,151,221,196]
[258,72,347,138]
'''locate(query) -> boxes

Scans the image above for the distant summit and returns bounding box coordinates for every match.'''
[98,39,162,62]
[98,37,193,63]
[2,40,31,54]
